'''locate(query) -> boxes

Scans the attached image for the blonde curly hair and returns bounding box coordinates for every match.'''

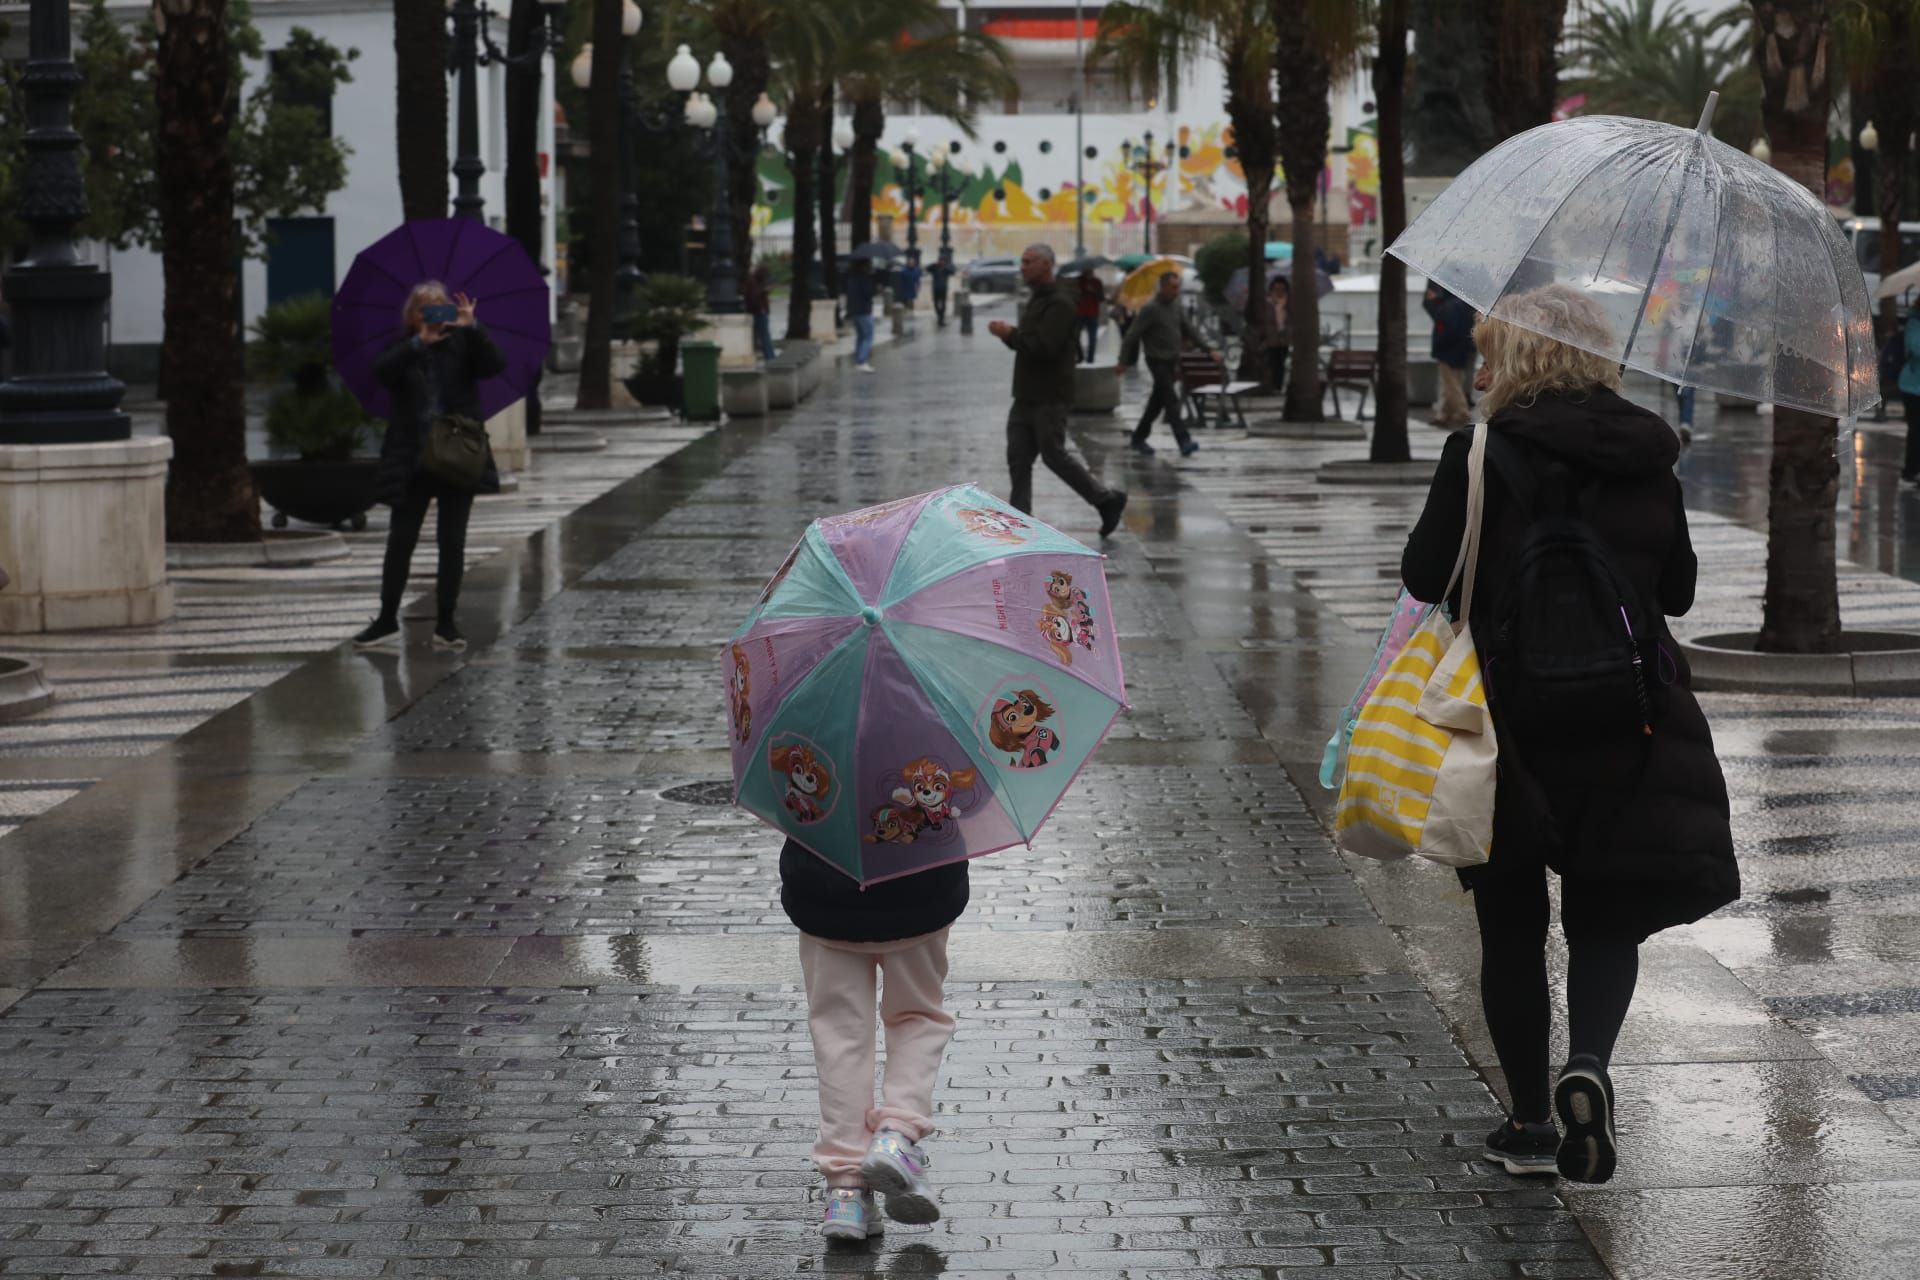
[1472,283,1622,418]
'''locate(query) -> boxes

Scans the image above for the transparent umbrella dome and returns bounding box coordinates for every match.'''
[1387,96,1879,419]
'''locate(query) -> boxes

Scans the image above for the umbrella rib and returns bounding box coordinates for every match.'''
[1485,143,1625,311]
[1676,155,1730,388]
[1620,142,1703,362]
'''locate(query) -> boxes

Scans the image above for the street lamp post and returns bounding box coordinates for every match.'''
[1123,130,1174,256]
[689,51,742,312]
[0,0,127,444]
[928,148,967,262]
[449,0,568,222]
[899,132,923,267]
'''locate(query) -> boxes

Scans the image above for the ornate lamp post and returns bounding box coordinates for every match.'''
[569,1,645,318]
[684,50,743,312]
[1122,131,1174,256]
[449,0,570,222]
[897,131,924,267]
[0,0,127,445]
[927,147,968,263]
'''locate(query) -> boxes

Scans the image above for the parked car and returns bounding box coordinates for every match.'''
[1841,216,1920,299]
[962,256,1020,293]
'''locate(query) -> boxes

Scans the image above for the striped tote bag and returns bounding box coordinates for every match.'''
[1335,424,1496,868]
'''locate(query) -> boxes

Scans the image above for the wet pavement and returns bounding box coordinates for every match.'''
[0,322,1918,1275]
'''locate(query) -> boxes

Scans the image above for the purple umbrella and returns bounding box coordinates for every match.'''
[332,218,551,422]
[1226,263,1334,311]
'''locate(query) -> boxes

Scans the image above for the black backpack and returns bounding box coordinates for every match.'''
[1483,435,1666,740]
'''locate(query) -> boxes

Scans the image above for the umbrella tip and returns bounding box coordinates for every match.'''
[1696,91,1719,137]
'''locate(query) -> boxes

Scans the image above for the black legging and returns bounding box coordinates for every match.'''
[1468,859,1640,1124]
[379,472,475,623]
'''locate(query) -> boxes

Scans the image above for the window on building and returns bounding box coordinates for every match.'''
[1005,64,1133,115]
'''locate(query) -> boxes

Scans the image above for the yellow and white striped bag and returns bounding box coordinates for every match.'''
[1335,424,1496,868]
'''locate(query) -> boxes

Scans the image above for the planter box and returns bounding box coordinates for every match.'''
[762,364,801,410]
[1072,364,1120,414]
[721,369,769,418]
[249,458,381,531]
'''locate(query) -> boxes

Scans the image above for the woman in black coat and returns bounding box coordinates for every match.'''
[1400,284,1737,1186]
[353,281,505,653]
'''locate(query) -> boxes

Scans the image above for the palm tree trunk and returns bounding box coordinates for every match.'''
[394,0,449,221]
[723,31,770,277]
[504,0,543,435]
[156,0,256,543]
[575,0,623,411]
[849,95,884,247]
[1224,43,1276,386]
[786,132,819,339]
[1370,0,1411,463]
[1283,197,1321,419]
[1273,0,1333,421]
[1478,0,1568,141]
[818,90,841,298]
[1870,12,1915,339]
[1753,0,1839,654]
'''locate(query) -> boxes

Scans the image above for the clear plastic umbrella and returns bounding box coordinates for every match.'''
[1387,94,1879,418]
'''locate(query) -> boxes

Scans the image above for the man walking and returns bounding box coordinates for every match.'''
[1117,271,1205,458]
[988,244,1128,537]
[847,260,877,373]
[1424,282,1476,427]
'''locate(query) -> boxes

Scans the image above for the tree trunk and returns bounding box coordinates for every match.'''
[848,95,884,247]
[818,89,841,297]
[155,0,256,543]
[1870,10,1915,339]
[785,119,820,340]
[1284,197,1321,419]
[1224,42,1277,386]
[1371,0,1411,463]
[1478,0,1568,141]
[1273,0,1333,421]
[394,0,449,221]
[723,29,770,278]
[504,0,543,435]
[575,0,623,411]
[1752,0,1839,654]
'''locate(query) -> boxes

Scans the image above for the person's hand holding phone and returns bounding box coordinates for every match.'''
[419,302,458,344]
[454,292,478,327]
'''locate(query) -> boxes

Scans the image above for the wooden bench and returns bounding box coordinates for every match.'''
[1322,348,1378,421]
[1177,351,1260,431]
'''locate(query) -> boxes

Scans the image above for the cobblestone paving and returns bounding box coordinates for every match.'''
[0,981,1599,1278]
[507,586,757,651]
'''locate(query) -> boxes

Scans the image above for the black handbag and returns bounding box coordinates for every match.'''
[420,413,489,492]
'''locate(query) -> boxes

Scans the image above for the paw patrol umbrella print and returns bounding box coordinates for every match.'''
[722,483,1128,886]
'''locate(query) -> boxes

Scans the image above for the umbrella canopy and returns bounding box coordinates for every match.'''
[1877,259,1920,301]
[1114,252,1156,271]
[1263,241,1294,261]
[1387,95,1878,417]
[1061,254,1114,276]
[723,484,1127,886]
[1115,257,1188,310]
[1225,263,1333,311]
[332,218,550,423]
[850,241,901,261]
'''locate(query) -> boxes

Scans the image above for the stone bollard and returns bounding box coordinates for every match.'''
[957,290,973,335]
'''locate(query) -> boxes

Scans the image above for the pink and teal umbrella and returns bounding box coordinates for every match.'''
[722,483,1128,886]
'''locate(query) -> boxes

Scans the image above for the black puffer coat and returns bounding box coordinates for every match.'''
[779,838,969,943]
[1400,387,1738,937]
[372,325,506,505]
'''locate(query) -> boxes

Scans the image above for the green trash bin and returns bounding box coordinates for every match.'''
[681,340,722,422]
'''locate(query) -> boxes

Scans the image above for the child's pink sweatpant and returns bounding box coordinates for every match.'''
[796,927,956,1187]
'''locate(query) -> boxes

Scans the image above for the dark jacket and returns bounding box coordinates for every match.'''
[779,838,970,943]
[1119,294,1202,367]
[372,325,506,505]
[1076,274,1105,319]
[844,268,876,318]
[1423,286,1477,369]
[743,273,771,316]
[1003,279,1077,404]
[1400,388,1737,937]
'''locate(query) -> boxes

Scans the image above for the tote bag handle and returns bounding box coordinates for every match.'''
[1439,424,1488,625]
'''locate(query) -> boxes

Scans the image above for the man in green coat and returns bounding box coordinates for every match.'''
[989,244,1128,537]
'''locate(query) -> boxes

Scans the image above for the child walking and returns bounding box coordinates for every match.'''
[780,836,968,1242]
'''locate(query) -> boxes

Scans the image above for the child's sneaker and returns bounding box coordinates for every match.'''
[1482,1117,1561,1175]
[859,1128,940,1224]
[818,1187,882,1242]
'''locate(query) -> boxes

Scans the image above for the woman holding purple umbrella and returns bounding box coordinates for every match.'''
[353,280,505,653]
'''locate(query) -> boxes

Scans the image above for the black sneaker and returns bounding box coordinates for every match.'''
[352,616,400,649]
[432,620,467,652]
[1482,1118,1560,1176]
[1180,441,1200,458]
[1129,440,1156,456]
[1097,491,1128,539]
[1555,1055,1618,1184]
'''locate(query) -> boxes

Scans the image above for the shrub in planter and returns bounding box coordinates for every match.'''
[1194,230,1248,305]
[623,274,709,409]
[249,292,382,461]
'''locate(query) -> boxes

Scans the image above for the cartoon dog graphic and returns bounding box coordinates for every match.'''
[891,757,979,830]
[956,507,1031,546]
[1037,607,1078,665]
[989,689,1062,768]
[863,804,928,845]
[1045,570,1087,613]
[728,644,752,743]
[770,742,833,823]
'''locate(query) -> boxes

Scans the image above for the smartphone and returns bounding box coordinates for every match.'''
[421,303,458,325]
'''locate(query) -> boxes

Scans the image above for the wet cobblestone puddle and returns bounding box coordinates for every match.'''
[3,328,1920,1275]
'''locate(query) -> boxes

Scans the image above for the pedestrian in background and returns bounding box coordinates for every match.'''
[1117,270,1204,458]
[1400,285,1736,1186]
[1076,270,1106,363]
[355,280,504,653]
[930,250,954,327]
[1899,307,1920,483]
[988,243,1128,536]
[1264,276,1292,396]
[783,835,966,1242]
[1425,282,1477,428]
[744,263,777,362]
[846,260,877,374]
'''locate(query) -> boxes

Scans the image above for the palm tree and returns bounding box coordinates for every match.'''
[1479,0,1572,141]
[815,86,841,299]
[1749,0,1839,654]
[765,6,834,338]
[1272,0,1371,421]
[1096,0,1279,386]
[576,0,625,411]
[393,0,448,221]
[1832,1,1920,336]
[834,1,1014,247]
[155,0,256,542]
[1566,0,1762,146]
[1371,0,1411,463]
